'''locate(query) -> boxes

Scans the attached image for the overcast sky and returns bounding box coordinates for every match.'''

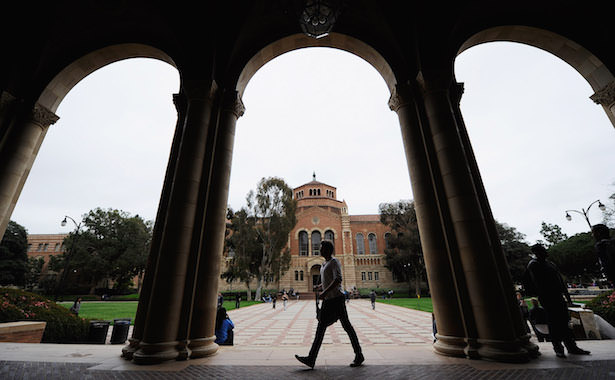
[10,42,615,243]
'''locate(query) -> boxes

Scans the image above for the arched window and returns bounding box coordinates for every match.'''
[300,271,304,281]
[368,233,377,254]
[324,230,334,245]
[312,231,321,255]
[317,189,321,196]
[299,231,308,256]
[295,270,299,281]
[356,233,365,255]
[384,232,391,250]
[309,189,313,196]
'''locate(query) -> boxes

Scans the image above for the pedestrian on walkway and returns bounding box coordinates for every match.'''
[283,291,289,311]
[69,297,82,315]
[525,244,590,358]
[272,294,276,309]
[295,240,364,369]
[370,290,376,310]
[235,293,241,309]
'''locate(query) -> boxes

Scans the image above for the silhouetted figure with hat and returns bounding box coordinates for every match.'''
[592,224,615,286]
[525,244,590,358]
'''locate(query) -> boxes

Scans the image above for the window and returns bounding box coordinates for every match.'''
[368,272,373,280]
[37,243,43,251]
[295,271,299,281]
[27,244,32,251]
[42,243,48,252]
[384,232,391,250]
[300,271,304,281]
[324,230,334,245]
[368,233,377,254]
[361,272,366,281]
[317,189,321,196]
[309,189,313,196]
[312,231,321,255]
[54,243,61,252]
[356,233,365,255]
[374,272,379,281]
[299,231,308,256]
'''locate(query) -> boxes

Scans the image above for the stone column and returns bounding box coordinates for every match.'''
[0,103,58,239]
[389,83,473,358]
[189,89,244,358]
[449,83,538,358]
[132,81,217,365]
[418,70,528,362]
[122,92,187,360]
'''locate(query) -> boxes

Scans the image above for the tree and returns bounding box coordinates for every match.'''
[222,208,260,300]
[603,192,615,228]
[549,232,601,284]
[539,222,568,247]
[25,256,45,290]
[379,200,424,296]
[0,220,28,287]
[247,177,296,301]
[58,208,152,294]
[495,220,531,283]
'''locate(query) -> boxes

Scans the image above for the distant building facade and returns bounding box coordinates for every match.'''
[26,234,67,274]
[219,176,398,294]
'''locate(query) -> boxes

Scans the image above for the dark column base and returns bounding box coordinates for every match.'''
[132,340,179,365]
[121,338,140,360]
[433,334,467,357]
[188,336,218,358]
[477,338,530,363]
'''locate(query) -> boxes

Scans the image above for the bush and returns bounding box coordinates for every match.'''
[0,288,90,343]
[586,290,615,327]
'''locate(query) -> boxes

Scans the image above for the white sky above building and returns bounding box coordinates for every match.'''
[10,42,615,243]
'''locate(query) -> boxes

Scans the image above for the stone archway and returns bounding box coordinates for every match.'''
[458,26,615,127]
[0,43,177,244]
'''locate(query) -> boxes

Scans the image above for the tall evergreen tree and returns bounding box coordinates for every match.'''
[0,220,28,286]
[379,200,424,296]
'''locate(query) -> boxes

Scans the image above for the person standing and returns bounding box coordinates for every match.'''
[525,244,590,358]
[370,290,376,310]
[295,240,364,368]
[592,224,615,286]
[282,291,289,311]
[235,293,241,309]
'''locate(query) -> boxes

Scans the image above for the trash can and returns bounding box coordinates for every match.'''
[110,318,131,344]
[88,320,111,344]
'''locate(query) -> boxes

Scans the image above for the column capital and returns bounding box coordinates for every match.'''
[172,92,187,116]
[30,103,59,128]
[450,82,464,105]
[387,83,414,112]
[590,80,615,107]
[221,90,245,118]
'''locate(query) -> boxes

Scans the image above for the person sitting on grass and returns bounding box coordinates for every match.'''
[214,307,234,346]
[69,297,82,315]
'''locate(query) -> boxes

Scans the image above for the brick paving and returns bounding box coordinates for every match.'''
[231,299,433,347]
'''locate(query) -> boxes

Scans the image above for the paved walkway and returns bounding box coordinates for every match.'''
[2,300,615,379]
[230,299,433,346]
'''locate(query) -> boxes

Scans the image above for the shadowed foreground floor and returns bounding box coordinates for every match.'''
[1,300,613,379]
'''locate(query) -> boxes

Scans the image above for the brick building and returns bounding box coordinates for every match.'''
[220,176,398,294]
[26,234,67,273]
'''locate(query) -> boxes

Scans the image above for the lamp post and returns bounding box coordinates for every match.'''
[56,215,82,300]
[565,200,606,230]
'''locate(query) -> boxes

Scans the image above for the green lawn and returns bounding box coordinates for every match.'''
[59,300,261,324]
[376,297,433,313]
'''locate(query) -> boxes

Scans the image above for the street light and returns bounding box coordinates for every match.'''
[56,215,81,300]
[565,200,606,229]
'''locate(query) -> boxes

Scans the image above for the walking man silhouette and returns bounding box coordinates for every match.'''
[295,240,364,368]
